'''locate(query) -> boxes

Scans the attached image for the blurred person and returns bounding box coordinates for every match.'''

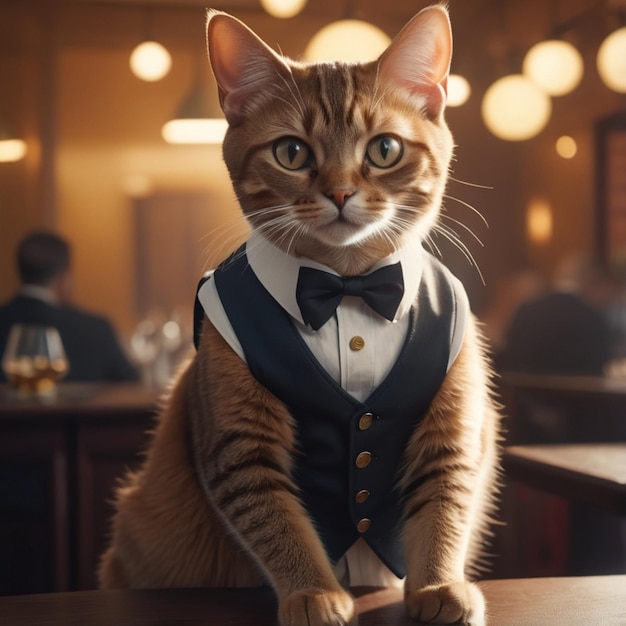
[0,231,139,382]
[497,255,614,376]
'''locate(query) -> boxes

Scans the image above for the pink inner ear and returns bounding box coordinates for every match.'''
[207,12,290,124]
[207,15,249,99]
[378,6,452,115]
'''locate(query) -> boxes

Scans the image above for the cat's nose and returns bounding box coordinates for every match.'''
[326,189,355,210]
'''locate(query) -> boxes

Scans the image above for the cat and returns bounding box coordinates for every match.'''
[98,4,501,626]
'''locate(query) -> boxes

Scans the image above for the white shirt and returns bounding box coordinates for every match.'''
[198,232,467,401]
[197,231,469,585]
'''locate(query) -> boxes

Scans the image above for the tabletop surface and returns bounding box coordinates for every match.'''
[500,371,626,395]
[503,443,626,516]
[504,443,626,486]
[0,382,159,418]
[1,576,625,625]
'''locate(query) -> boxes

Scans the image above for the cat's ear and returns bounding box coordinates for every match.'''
[378,5,452,118]
[206,10,291,125]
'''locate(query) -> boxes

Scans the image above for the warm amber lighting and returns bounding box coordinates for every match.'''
[523,40,583,96]
[260,0,307,18]
[597,27,626,93]
[163,84,226,144]
[123,174,153,197]
[556,135,577,159]
[162,119,228,144]
[447,74,471,107]
[481,75,552,141]
[304,20,391,62]
[130,41,172,82]
[0,139,27,162]
[526,197,553,245]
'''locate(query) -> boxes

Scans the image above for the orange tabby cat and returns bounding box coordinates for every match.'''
[99,5,501,626]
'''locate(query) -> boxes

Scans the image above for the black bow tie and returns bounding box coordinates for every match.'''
[296,263,405,330]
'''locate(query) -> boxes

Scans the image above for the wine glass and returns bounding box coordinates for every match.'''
[1,324,69,396]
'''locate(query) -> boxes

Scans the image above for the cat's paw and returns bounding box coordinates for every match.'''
[405,581,485,625]
[278,587,357,626]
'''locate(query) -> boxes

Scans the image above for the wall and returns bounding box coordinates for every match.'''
[1,0,624,342]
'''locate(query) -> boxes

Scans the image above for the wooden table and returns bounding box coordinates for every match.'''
[503,443,626,515]
[501,371,626,396]
[1,577,625,625]
[0,383,159,594]
[498,372,626,444]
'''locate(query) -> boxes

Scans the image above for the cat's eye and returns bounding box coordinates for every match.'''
[366,135,403,169]
[273,137,312,171]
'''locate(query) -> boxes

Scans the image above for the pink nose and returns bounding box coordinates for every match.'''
[326,189,355,210]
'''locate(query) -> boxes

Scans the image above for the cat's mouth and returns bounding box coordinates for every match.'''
[314,207,390,247]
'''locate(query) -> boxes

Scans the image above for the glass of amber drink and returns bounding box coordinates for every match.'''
[2,324,68,396]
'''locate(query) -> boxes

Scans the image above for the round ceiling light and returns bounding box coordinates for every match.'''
[556,135,577,159]
[481,74,552,141]
[447,74,471,107]
[130,41,172,82]
[260,0,307,18]
[597,27,626,93]
[523,40,583,96]
[304,20,391,63]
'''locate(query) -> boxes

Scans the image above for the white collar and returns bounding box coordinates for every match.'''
[18,285,59,305]
[245,231,424,326]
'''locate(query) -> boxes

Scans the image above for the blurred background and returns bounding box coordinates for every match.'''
[1,0,626,596]
[1,0,625,351]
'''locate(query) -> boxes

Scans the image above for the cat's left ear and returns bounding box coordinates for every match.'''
[206,10,291,125]
[378,5,452,118]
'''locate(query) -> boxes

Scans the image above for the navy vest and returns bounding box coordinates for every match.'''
[195,248,460,577]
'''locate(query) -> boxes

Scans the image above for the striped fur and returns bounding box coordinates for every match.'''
[99,6,501,626]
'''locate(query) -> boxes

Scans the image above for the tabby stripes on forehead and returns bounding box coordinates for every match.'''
[314,65,361,128]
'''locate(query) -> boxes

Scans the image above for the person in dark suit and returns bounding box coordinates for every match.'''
[0,231,139,382]
[497,257,614,376]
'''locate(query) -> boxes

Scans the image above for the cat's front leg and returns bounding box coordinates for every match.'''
[191,322,356,626]
[400,319,500,626]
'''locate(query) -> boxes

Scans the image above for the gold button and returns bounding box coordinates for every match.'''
[355,451,372,468]
[349,336,365,351]
[355,489,370,504]
[357,518,371,533]
[358,413,374,431]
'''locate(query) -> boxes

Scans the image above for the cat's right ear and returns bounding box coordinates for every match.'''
[206,11,290,125]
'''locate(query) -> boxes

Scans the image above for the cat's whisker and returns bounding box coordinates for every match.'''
[254,211,305,251]
[372,223,401,256]
[447,175,494,191]
[285,223,308,256]
[443,194,489,229]
[196,215,252,272]
[261,216,294,241]
[423,233,442,258]
[369,82,394,116]
[433,225,474,267]
[248,204,293,215]
[276,68,306,120]
[439,213,484,247]
[433,223,486,286]
[271,94,304,119]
